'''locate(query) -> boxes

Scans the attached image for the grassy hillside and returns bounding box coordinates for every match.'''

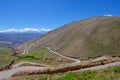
[17,45,72,65]
[26,16,120,60]
[0,44,16,65]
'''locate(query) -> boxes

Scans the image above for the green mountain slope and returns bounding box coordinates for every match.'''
[20,16,120,60]
[0,44,15,65]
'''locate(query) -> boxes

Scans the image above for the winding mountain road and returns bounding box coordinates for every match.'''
[22,43,27,54]
[22,43,35,54]
[0,66,46,80]
[21,43,81,63]
[26,43,35,54]
[74,62,120,72]
[12,62,38,68]
[46,47,81,63]
[12,61,49,68]
[0,43,119,79]
[1,61,120,79]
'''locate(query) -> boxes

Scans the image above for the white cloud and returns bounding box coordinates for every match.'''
[104,14,113,16]
[0,28,52,33]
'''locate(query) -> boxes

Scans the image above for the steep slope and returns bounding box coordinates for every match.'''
[21,16,120,60]
[0,44,15,65]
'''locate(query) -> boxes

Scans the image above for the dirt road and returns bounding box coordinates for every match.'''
[46,47,81,63]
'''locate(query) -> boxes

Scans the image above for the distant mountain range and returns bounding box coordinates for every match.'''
[0,28,51,46]
[0,32,44,46]
[0,28,51,33]
[19,16,120,59]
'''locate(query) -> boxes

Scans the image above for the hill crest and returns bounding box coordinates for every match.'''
[19,16,120,59]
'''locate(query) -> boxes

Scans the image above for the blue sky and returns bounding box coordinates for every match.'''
[0,0,120,32]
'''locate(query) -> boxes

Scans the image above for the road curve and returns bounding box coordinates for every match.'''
[12,62,37,68]
[2,44,117,79]
[0,66,46,80]
[26,43,35,54]
[12,61,49,68]
[74,62,120,72]
[90,56,109,62]
[22,43,27,54]
[22,43,81,63]
[22,43,35,54]
[1,61,120,79]
[46,47,81,63]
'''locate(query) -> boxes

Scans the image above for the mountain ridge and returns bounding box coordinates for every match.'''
[19,16,120,59]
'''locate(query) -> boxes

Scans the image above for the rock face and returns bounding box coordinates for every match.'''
[24,16,120,59]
